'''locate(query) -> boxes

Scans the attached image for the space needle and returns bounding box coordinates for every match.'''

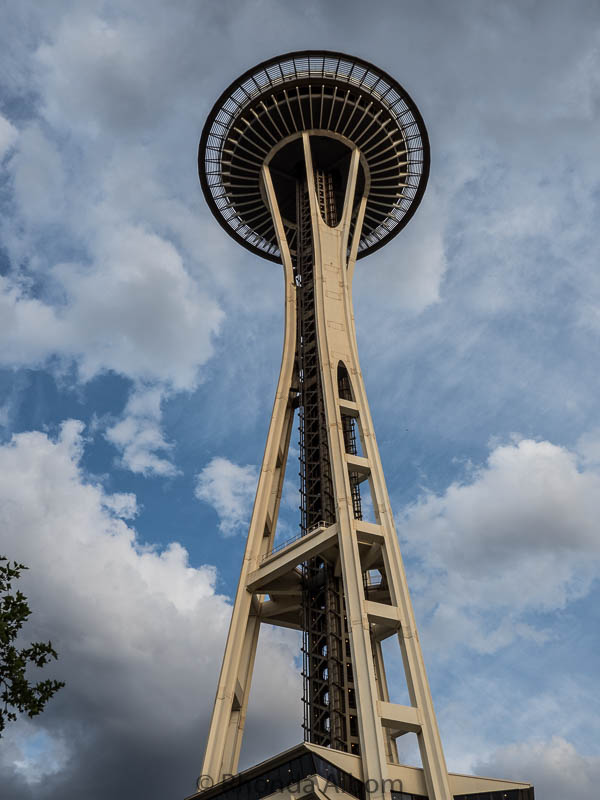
[191,51,534,800]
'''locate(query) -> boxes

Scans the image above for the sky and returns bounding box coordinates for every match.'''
[0,1,599,798]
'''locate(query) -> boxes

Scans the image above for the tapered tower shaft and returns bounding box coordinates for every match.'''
[199,132,452,800]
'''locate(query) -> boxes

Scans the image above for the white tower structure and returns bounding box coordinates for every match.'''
[193,51,534,800]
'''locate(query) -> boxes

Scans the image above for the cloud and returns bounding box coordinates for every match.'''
[11,125,66,227]
[195,457,258,537]
[1,15,229,395]
[576,427,600,467]
[105,384,178,477]
[0,223,224,390]
[36,13,162,137]
[34,6,220,137]
[63,224,223,389]
[400,437,600,654]
[0,422,300,799]
[0,400,12,429]
[355,182,448,316]
[476,737,600,800]
[0,113,18,160]
[0,276,67,365]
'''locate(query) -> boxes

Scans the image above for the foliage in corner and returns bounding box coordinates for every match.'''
[0,556,65,735]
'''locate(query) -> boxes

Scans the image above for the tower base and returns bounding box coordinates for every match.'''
[188,743,534,800]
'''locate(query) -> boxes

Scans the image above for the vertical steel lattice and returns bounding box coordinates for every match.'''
[299,170,360,754]
[297,174,335,536]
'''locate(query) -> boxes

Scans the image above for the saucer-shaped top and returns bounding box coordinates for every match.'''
[199,51,430,262]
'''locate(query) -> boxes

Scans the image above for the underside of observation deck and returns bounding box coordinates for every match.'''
[199,50,429,262]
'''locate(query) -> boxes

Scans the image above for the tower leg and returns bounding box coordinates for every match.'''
[301,133,452,800]
[200,185,298,782]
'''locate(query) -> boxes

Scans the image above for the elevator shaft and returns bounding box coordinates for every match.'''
[296,170,361,754]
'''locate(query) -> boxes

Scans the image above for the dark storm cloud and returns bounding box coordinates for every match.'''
[0,423,301,800]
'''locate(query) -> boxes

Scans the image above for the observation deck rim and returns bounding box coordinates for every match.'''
[199,49,430,263]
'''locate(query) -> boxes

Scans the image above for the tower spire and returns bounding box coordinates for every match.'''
[193,51,534,800]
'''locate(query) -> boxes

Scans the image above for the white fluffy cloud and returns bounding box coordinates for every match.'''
[105,384,178,476]
[0,108,225,478]
[400,437,600,653]
[0,220,223,391]
[0,18,228,446]
[195,457,258,537]
[57,225,224,389]
[0,423,300,799]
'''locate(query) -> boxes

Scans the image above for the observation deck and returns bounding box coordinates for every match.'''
[199,50,429,262]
